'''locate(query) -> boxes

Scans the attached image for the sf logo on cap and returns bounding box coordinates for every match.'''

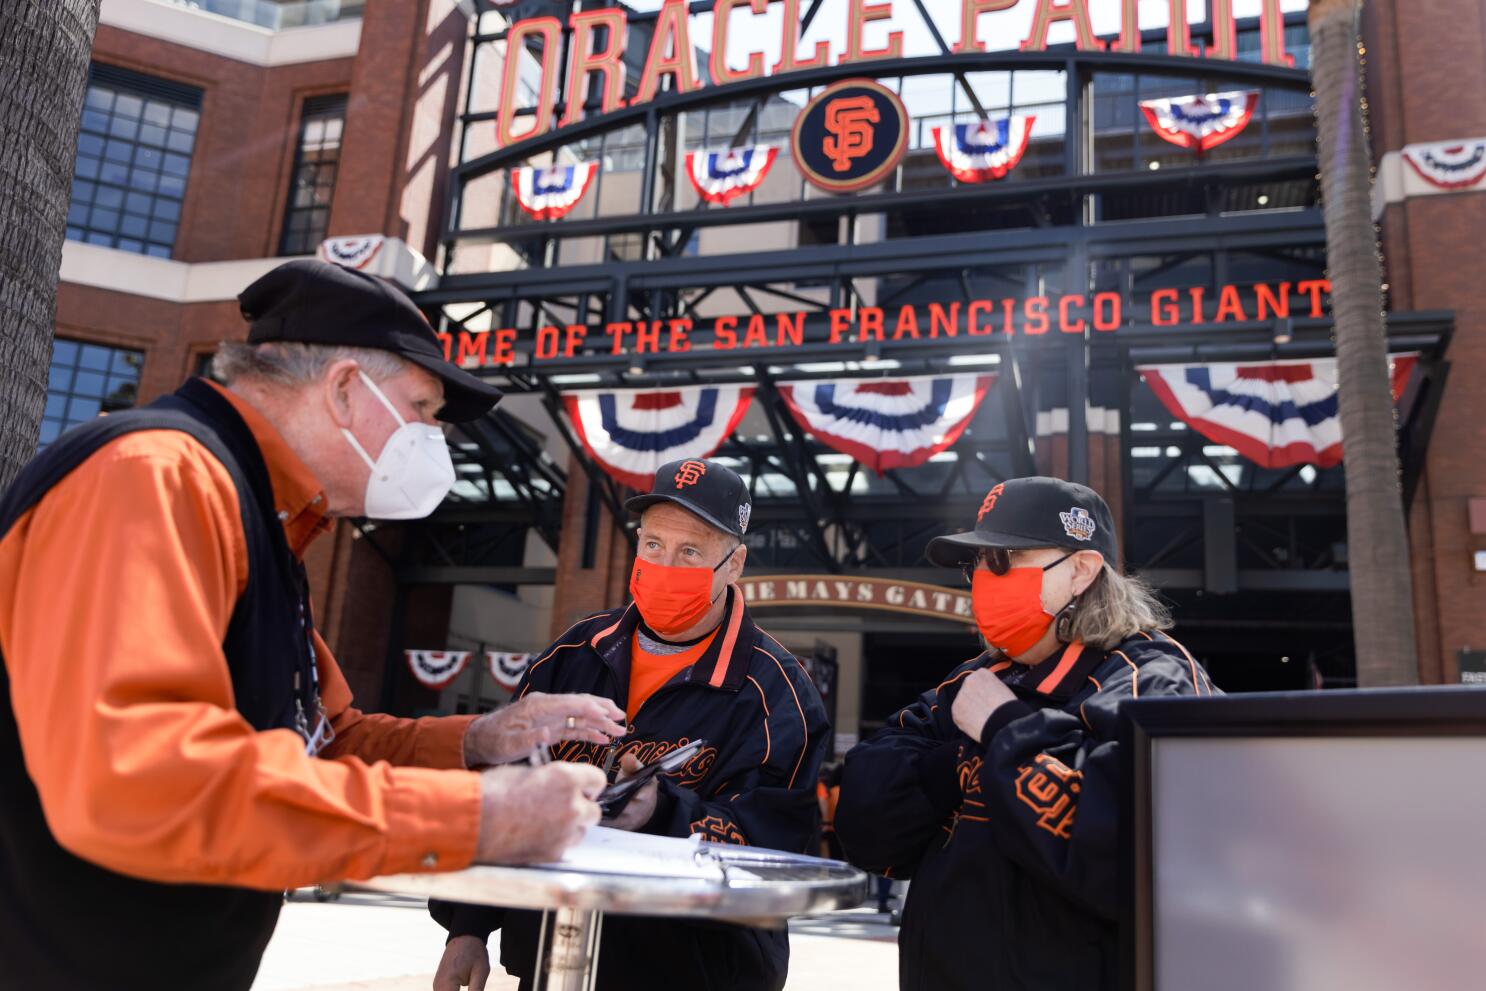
[1059,507,1097,542]
[674,460,707,489]
[977,483,1005,522]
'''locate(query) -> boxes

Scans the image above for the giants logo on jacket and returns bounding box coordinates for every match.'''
[551,736,718,788]
[1015,754,1082,840]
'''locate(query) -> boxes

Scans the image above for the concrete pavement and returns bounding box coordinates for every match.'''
[252,889,900,991]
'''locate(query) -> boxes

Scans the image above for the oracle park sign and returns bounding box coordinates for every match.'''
[492,0,1300,147]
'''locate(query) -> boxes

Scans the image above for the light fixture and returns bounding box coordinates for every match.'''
[1273,318,1294,345]
[627,354,645,376]
[1475,550,1486,573]
[1148,161,1161,171]
[863,339,881,364]
[1257,194,1271,206]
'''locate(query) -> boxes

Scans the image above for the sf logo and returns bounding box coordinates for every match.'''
[978,483,1005,522]
[674,460,708,488]
[823,96,879,172]
[1014,754,1081,840]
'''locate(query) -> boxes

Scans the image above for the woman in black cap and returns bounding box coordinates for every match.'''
[834,476,1218,991]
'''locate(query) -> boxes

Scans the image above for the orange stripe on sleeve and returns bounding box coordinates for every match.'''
[757,647,810,787]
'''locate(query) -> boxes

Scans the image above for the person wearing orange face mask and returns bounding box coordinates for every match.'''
[430,458,830,991]
[834,476,1219,991]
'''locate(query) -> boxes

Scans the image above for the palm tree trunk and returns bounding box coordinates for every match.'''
[0,1,102,492]
[1309,0,1419,686]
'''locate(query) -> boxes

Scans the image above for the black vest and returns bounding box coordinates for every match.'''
[0,379,321,991]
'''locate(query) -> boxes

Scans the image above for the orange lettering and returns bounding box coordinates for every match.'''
[1151,289,1180,325]
[929,302,960,337]
[1254,282,1290,320]
[1059,294,1087,334]
[1214,285,1247,323]
[1024,297,1050,335]
[892,304,920,340]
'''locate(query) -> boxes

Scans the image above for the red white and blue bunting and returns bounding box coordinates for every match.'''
[685,145,778,205]
[931,118,1036,183]
[405,650,533,692]
[511,162,599,220]
[1137,356,1417,469]
[405,650,471,690]
[563,386,755,490]
[1139,90,1259,153]
[318,234,384,269]
[1401,139,1486,190]
[777,374,995,475]
[487,651,532,691]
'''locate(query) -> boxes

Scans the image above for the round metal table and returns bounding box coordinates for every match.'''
[351,844,870,991]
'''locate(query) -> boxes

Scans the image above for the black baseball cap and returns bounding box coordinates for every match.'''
[237,258,502,423]
[624,458,753,539]
[927,476,1118,566]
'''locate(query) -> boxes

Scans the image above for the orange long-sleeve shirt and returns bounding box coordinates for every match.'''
[0,382,481,891]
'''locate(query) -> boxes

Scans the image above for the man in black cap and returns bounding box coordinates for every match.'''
[430,457,831,991]
[0,259,625,990]
[834,476,1218,991]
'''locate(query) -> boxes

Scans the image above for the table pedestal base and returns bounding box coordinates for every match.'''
[532,906,603,991]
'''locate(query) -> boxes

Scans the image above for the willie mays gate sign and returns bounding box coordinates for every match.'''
[394,1,1450,686]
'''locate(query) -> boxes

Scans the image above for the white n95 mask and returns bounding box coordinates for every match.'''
[341,370,455,520]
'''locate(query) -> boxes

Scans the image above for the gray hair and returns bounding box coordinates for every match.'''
[209,341,409,388]
[1066,564,1173,650]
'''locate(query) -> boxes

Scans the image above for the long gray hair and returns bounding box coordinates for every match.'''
[1064,564,1172,650]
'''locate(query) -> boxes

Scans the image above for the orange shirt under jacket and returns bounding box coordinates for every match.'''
[0,382,481,892]
[626,629,719,719]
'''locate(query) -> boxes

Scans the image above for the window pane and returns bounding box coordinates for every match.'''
[280,96,347,256]
[67,67,199,256]
[39,338,145,447]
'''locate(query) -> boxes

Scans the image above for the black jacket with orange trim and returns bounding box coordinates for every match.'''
[834,631,1216,991]
[431,586,830,991]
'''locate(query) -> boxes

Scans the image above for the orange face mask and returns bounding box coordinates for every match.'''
[970,552,1073,656]
[629,545,737,637]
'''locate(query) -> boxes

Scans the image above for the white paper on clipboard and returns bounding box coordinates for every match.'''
[536,826,725,881]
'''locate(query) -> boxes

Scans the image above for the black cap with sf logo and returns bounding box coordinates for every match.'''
[624,458,752,539]
[926,476,1118,567]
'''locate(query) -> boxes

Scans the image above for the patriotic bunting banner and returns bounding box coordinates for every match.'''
[777,374,995,475]
[563,386,755,490]
[1137,356,1417,469]
[405,650,471,690]
[487,651,532,691]
[685,145,778,204]
[931,118,1036,183]
[511,162,599,220]
[318,235,384,269]
[1401,138,1486,190]
[1139,90,1259,153]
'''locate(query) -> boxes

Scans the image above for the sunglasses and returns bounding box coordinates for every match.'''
[961,548,1074,584]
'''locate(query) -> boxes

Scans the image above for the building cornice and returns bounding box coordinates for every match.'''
[98,0,361,67]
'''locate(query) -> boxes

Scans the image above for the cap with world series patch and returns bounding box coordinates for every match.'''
[926,475,1118,566]
[624,458,753,539]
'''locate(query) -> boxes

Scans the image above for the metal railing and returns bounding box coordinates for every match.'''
[165,0,364,31]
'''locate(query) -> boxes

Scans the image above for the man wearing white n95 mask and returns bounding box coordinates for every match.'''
[0,259,621,991]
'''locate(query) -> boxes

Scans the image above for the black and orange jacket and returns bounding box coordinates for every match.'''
[835,631,1216,991]
[432,585,831,991]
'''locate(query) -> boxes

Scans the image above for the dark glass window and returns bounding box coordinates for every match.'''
[280,94,347,255]
[42,339,144,447]
[68,64,201,258]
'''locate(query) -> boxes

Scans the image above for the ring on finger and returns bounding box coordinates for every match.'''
[566,715,576,730]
